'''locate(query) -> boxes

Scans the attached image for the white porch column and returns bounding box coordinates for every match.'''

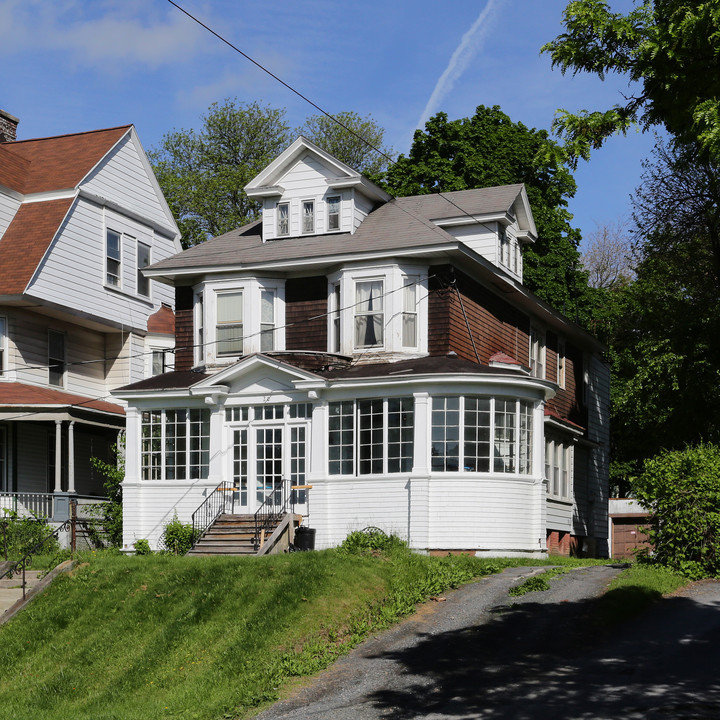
[412,392,430,475]
[53,420,62,492]
[409,392,431,550]
[67,421,76,493]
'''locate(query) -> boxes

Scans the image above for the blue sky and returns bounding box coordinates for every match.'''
[0,0,652,248]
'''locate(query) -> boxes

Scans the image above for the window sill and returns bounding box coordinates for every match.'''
[104,284,154,306]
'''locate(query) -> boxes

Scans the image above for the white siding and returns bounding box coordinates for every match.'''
[81,134,171,230]
[0,191,20,239]
[446,224,497,261]
[27,199,174,332]
[546,498,573,532]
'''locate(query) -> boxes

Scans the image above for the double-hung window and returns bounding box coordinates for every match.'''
[277,203,289,236]
[327,196,340,231]
[354,280,384,348]
[106,229,121,287]
[557,338,566,388]
[302,200,315,234]
[329,397,414,476]
[48,330,65,387]
[137,241,151,297]
[216,291,243,356]
[402,277,418,347]
[530,326,546,379]
[260,290,276,352]
[545,438,573,500]
[431,396,534,474]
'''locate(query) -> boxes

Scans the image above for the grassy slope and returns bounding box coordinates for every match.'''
[0,550,505,720]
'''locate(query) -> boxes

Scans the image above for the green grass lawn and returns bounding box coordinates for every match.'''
[0,547,691,720]
[0,548,507,720]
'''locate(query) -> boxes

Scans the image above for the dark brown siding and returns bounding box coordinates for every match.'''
[174,286,194,372]
[285,276,327,351]
[428,265,529,365]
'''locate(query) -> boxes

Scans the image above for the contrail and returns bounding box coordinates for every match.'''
[416,0,503,130]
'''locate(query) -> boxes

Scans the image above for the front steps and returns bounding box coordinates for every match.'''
[187,514,281,556]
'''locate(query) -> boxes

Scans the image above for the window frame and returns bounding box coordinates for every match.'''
[48,330,65,388]
[216,290,244,357]
[277,202,289,237]
[529,325,546,379]
[0,316,6,378]
[557,338,566,389]
[106,228,122,288]
[545,437,573,501]
[302,199,315,234]
[137,240,151,298]
[354,278,385,349]
[327,195,341,231]
[431,395,535,475]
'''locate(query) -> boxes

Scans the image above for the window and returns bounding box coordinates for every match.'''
[557,338,566,388]
[302,200,314,234]
[530,326,545,379]
[137,242,151,297]
[106,229,121,287]
[216,291,243,356]
[499,226,509,268]
[277,203,289,236]
[0,425,6,491]
[0,316,6,377]
[196,292,204,363]
[402,278,418,347]
[327,196,340,230]
[48,330,65,387]
[151,349,174,376]
[260,289,275,352]
[431,396,534,474]
[354,280,384,348]
[141,408,210,481]
[331,283,341,353]
[546,438,573,500]
[329,397,414,476]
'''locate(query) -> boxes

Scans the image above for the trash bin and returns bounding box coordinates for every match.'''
[294,526,316,551]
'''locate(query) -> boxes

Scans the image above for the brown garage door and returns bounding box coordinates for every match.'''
[611,516,651,559]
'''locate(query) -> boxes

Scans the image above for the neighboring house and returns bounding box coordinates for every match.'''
[115,137,610,556]
[0,110,182,519]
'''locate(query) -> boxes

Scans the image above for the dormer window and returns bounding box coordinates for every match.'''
[302,201,315,234]
[402,278,418,348]
[277,203,289,236]
[327,196,340,231]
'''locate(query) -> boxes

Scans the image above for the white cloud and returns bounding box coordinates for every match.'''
[417,0,505,129]
[0,0,215,70]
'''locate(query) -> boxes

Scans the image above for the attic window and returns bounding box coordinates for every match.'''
[277,203,289,237]
[327,196,340,231]
[302,201,314,234]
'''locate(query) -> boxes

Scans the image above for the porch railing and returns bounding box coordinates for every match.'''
[254,479,290,551]
[191,481,234,544]
[0,492,53,519]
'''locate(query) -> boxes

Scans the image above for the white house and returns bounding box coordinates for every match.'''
[115,137,610,557]
[0,110,182,519]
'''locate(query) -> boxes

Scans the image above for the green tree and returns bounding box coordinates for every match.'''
[385,105,593,321]
[298,111,394,179]
[151,99,292,248]
[90,441,125,547]
[542,1,720,163]
[634,444,720,577]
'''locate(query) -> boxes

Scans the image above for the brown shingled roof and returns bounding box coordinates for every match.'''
[0,126,130,194]
[0,382,125,416]
[0,198,74,294]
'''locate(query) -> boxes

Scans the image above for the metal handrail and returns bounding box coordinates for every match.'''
[191,482,234,546]
[254,479,290,551]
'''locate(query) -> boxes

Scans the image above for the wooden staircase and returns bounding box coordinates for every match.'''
[187,513,285,556]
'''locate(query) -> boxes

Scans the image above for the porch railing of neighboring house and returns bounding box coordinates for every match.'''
[191,481,234,544]
[0,492,54,519]
[254,479,291,551]
[0,492,109,524]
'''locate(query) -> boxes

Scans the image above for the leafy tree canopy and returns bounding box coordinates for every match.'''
[542,1,720,164]
[384,105,593,321]
[151,100,391,248]
[298,111,394,180]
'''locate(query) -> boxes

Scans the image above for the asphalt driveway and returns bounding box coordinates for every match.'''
[255,565,720,720]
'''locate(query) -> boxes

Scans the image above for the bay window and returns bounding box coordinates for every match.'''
[141,408,210,481]
[354,280,384,348]
[260,289,276,352]
[402,278,418,348]
[431,396,534,474]
[216,291,244,356]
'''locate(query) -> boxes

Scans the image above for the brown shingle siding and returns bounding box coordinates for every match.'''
[174,286,194,371]
[285,277,327,351]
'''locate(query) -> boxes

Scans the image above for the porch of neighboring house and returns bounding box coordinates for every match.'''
[0,384,125,525]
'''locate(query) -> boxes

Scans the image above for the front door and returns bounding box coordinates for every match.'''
[231,417,309,516]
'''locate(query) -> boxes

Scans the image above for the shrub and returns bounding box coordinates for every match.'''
[133,539,152,556]
[89,439,124,547]
[337,528,407,557]
[160,515,197,555]
[1,510,59,561]
[633,443,720,577]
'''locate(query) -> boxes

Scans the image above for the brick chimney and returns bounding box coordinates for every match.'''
[0,110,19,142]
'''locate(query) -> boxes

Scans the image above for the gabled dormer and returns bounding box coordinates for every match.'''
[425,184,537,283]
[244,137,391,241]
